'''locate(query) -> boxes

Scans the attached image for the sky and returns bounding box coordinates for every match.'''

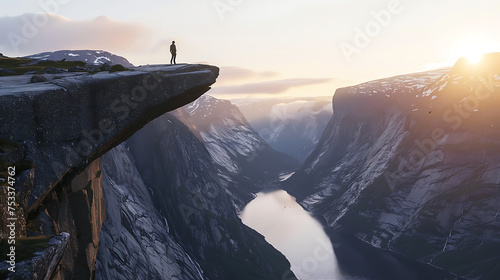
[1,0,500,100]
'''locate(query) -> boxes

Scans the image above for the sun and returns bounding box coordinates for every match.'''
[452,34,498,64]
[459,43,489,64]
[464,52,484,64]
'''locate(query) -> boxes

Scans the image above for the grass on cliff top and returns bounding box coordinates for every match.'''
[0,56,86,76]
[1,56,132,76]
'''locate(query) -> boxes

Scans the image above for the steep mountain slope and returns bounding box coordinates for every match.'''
[96,113,296,280]
[95,143,206,280]
[285,54,500,279]
[0,64,218,279]
[1,54,297,279]
[24,50,134,67]
[175,95,300,207]
[237,97,333,163]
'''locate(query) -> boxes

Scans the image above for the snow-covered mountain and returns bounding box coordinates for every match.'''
[285,53,500,280]
[24,50,134,67]
[236,97,333,163]
[174,95,300,207]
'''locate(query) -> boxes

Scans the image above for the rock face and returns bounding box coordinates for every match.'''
[96,114,295,280]
[174,95,300,207]
[1,61,296,280]
[95,143,206,280]
[0,64,218,215]
[23,50,134,67]
[0,233,70,280]
[0,64,216,279]
[285,54,500,279]
[46,159,106,280]
[3,156,106,280]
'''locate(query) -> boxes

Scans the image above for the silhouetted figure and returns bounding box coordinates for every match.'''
[170,41,177,64]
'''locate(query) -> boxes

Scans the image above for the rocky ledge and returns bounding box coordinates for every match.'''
[0,64,219,217]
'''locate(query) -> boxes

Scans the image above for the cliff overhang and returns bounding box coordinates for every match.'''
[0,64,219,215]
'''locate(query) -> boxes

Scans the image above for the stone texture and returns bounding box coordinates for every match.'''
[285,56,500,279]
[105,113,296,280]
[0,64,218,279]
[36,159,105,280]
[0,64,219,216]
[0,232,70,280]
[95,143,206,280]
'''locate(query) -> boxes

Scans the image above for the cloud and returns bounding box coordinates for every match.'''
[211,78,333,94]
[0,13,151,57]
[217,67,279,84]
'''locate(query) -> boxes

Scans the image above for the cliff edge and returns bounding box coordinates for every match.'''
[0,64,219,216]
[285,54,500,279]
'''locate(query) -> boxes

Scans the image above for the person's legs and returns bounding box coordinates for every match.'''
[170,53,174,64]
[173,53,177,64]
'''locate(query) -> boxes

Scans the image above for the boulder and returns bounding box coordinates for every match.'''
[30,75,48,83]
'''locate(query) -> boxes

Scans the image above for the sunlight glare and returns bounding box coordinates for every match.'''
[452,33,498,64]
[465,52,484,64]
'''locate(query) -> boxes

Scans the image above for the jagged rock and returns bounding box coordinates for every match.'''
[285,54,500,279]
[24,158,106,280]
[175,95,300,208]
[29,75,48,83]
[41,67,66,74]
[0,233,70,280]
[96,143,207,280]
[67,67,87,72]
[98,113,296,280]
[0,61,296,280]
[0,64,219,279]
[0,64,218,216]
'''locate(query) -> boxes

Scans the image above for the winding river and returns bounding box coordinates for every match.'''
[240,190,459,280]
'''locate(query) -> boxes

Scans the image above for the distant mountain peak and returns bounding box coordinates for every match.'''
[175,95,300,204]
[284,55,500,280]
[451,52,500,77]
[23,50,134,67]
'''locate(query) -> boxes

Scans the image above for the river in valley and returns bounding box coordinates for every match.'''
[240,190,460,280]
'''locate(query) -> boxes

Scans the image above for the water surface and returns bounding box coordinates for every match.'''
[240,190,460,280]
[240,190,364,280]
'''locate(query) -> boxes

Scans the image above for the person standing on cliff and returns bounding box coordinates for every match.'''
[170,41,177,64]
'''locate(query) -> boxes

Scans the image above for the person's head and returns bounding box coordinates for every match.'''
[172,41,175,44]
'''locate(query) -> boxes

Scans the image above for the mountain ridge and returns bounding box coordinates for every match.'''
[23,50,134,67]
[284,54,500,279]
[174,95,300,208]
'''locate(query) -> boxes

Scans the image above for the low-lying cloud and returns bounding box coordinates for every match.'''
[0,13,151,56]
[212,78,333,94]
[218,67,279,84]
